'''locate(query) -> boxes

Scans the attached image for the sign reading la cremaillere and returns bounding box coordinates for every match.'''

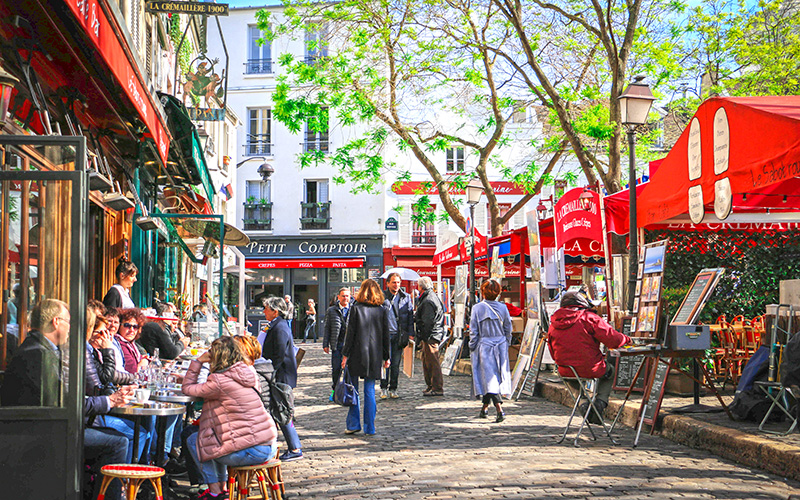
[146,1,229,15]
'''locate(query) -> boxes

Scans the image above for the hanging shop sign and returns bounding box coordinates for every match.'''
[188,108,227,121]
[246,259,363,269]
[553,188,604,257]
[146,1,229,15]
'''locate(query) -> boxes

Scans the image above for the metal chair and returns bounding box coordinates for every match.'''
[554,364,618,446]
[755,304,798,435]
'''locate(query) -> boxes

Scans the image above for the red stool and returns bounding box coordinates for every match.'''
[227,458,285,500]
[97,464,165,500]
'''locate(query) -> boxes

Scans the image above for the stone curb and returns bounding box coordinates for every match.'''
[538,379,800,481]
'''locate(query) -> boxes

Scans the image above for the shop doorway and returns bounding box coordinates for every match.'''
[292,283,320,341]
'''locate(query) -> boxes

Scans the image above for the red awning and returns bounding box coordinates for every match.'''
[635,96,800,228]
[246,259,364,269]
[432,241,460,266]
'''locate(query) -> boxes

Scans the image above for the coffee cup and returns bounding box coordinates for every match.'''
[134,388,151,403]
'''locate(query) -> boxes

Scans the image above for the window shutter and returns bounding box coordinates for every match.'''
[512,209,525,230]
[476,202,487,235]
[318,180,329,203]
[398,202,411,247]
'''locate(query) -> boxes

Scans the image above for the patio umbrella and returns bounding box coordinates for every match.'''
[381,267,421,281]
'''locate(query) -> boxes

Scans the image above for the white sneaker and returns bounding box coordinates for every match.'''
[380,389,389,399]
[389,390,399,399]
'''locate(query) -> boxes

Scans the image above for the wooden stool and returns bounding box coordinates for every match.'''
[227,459,285,500]
[97,464,165,500]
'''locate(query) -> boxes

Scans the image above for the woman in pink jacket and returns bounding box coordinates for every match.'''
[183,336,279,499]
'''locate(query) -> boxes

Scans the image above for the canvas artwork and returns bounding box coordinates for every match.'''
[518,319,538,358]
[644,244,666,274]
[632,297,639,313]
[526,282,540,321]
[453,265,468,305]
[511,354,531,393]
[638,306,649,331]
[647,276,662,302]
[490,246,505,280]
[641,277,652,301]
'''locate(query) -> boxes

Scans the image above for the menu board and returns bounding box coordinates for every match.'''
[642,357,671,424]
[670,270,721,325]
[613,355,647,392]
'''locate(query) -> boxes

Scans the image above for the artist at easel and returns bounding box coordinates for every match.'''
[548,287,632,424]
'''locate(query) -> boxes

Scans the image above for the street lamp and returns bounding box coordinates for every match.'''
[618,75,655,312]
[578,187,594,211]
[0,65,18,128]
[236,156,274,180]
[536,195,553,221]
[465,178,485,310]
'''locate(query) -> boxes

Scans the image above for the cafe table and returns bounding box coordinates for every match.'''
[109,402,186,467]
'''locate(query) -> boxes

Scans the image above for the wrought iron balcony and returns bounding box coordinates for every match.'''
[244,59,273,74]
[243,202,273,230]
[300,201,331,230]
[412,233,436,245]
[302,140,329,153]
[243,142,273,156]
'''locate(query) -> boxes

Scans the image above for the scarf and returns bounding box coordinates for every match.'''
[116,334,141,374]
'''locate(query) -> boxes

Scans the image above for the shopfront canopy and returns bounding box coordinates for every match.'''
[632,96,800,229]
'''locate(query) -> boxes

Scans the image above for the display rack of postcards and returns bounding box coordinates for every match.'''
[631,240,668,340]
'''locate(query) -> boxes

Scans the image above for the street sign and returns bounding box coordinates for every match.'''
[385,217,398,230]
[146,1,229,15]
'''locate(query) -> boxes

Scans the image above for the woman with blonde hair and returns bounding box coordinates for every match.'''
[341,279,393,435]
[182,336,278,499]
[302,298,317,342]
[469,279,512,422]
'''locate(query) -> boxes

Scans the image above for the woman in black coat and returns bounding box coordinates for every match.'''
[341,279,392,435]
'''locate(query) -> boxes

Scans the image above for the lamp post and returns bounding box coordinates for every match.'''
[536,195,553,221]
[465,178,485,310]
[236,157,274,180]
[618,75,655,312]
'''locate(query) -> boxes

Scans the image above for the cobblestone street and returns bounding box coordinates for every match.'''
[281,344,800,499]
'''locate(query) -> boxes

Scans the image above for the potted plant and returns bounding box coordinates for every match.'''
[245,195,257,207]
[258,198,270,206]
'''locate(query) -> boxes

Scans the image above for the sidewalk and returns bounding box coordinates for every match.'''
[454,358,800,482]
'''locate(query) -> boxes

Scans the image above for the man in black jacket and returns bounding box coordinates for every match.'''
[323,287,351,401]
[414,277,445,396]
[380,273,414,399]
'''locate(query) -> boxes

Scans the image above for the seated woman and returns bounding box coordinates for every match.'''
[182,336,279,499]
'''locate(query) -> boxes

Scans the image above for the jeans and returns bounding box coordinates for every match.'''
[94,415,150,464]
[187,432,277,484]
[145,414,179,462]
[380,336,403,391]
[278,420,302,451]
[303,319,317,342]
[346,377,377,435]
[85,426,128,500]
[331,347,343,391]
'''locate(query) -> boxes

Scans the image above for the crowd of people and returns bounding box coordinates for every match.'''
[0,250,628,500]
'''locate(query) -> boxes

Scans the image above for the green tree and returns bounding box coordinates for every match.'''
[259,0,566,236]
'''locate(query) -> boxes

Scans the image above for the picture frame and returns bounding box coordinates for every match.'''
[671,270,718,325]
[647,276,662,302]
[518,320,538,358]
[632,297,640,313]
[643,242,667,274]
[641,277,652,301]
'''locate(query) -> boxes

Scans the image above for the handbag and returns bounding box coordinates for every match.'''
[265,377,295,427]
[334,366,358,406]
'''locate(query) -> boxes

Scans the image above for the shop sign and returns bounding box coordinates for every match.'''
[385,217,398,231]
[188,108,227,121]
[64,0,170,165]
[241,236,382,258]
[146,1,229,15]
[391,181,529,196]
[553,187,603,255]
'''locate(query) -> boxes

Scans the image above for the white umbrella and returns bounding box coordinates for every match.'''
[380,267,421,281]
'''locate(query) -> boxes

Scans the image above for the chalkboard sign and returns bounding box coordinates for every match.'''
[613,355,647,392]
[671,271,715,325]
[642,357,672,425]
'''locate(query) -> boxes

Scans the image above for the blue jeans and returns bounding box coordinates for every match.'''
[187,432,277,484]
[278,420,302,452]
[380,336,403,391]
[94,415,150,464]
[346,377,377,435]
[85,426,128,500]
[303,319,316,341]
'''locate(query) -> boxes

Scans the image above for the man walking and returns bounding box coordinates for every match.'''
[414,277,445,396]
[323,287,351,401]
[285,295,295,334]
[380,273,414,399]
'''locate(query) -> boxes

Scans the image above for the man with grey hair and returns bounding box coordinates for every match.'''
[284,294,295,333]
[415,277,445,396]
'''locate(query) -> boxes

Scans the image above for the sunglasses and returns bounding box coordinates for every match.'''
[122,323,140,330]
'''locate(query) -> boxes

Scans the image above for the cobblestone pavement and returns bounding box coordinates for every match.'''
[281,344,800,500]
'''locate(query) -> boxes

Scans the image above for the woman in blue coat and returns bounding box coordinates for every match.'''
[469,279,512,422]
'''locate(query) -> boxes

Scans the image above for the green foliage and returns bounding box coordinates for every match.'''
[646,229,800,323]
[572,105,615,142]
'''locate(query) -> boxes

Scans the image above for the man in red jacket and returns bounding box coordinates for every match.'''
[547,290,631,423]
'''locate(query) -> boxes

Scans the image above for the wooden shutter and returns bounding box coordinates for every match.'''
[398,202,411,247]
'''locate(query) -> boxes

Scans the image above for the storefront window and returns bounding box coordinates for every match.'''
[293,269,319,282]
[247,269,285,309]
[328,268,365,284]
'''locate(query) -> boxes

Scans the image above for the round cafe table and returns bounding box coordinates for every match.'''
[109,402,185,467]
[149,391,201,404]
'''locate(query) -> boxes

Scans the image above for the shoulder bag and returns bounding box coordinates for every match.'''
[334,366,358,406]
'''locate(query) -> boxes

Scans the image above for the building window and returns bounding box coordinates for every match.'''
[246,25,272,74]
[246,108,272,156]
[304,22,328,65]
[488,203,512,234]
[301,179,330,230]
[244,180,272,231]
[446,147,465,172]
[304,107,329,153]
[412,204,436,245]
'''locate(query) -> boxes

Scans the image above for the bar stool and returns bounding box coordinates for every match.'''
[96,464,165,500]
[227,456,285,500]
[555,364,618,447]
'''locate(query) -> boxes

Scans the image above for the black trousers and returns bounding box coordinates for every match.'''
[380,336,403,390]
[331,346,343,391]
[482,393,503,406]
